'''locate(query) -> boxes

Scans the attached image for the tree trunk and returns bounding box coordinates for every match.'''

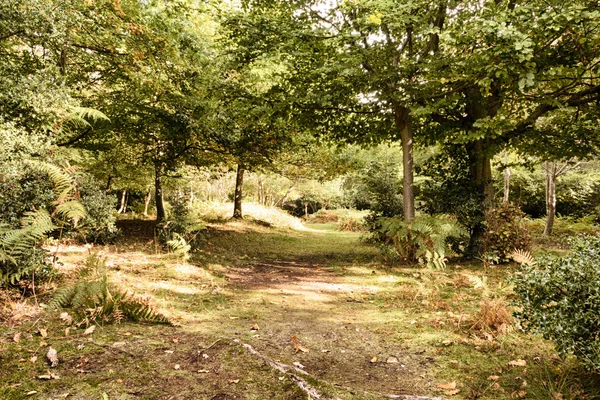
[544,161,557,236]
[393,103,415,221]
[466,139,494,257]
[155,164,166,223]
[118,190,127,214]
[232,164,245,219]
[503,154,511,204]
[106,176,113,192]
[143,189,152,217]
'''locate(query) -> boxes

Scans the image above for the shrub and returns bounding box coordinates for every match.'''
[419,146,485,240]
[481,203,532,264]
[513,236,600,371]
[375,215,466,269]
[76,173,119,244]
[158,193,205,250]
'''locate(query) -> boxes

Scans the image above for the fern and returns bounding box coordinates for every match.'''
[167,233,191,261]
[378,215,466,269]
[65,106,110,129]
[50,254,171,326]
[0,210,55,287]
[510,248,536,266]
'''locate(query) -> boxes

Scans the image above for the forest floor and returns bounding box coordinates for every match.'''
[1,219,599,400]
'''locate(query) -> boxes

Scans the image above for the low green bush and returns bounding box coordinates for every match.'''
[514,235,600,371]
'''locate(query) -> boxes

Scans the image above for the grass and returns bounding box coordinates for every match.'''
[1,214,599,399]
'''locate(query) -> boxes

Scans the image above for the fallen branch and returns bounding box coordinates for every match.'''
[231,339,448,400]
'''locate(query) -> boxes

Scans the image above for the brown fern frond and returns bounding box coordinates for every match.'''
[511,249,536,266]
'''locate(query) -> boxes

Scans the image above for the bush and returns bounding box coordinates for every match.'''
[375,215,466,269]
[158,193,205,250]
[513,236,600,371]
[481,202,532,264]
[76,174,119,244]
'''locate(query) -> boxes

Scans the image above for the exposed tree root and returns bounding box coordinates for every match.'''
[232,338,324,399]
[231,339,448,400]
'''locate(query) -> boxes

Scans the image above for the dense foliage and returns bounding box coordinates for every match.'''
[514,236,600,371]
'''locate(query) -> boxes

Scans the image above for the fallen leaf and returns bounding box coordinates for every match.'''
[508,359,527,367]
[164,350,174,354]
[60,312,73,325]
[202,353,209,359]
[518,390,527,398]
[386,357,399,364]
[250,324,260,331]
[47,347,58,367]
[198,369,209,373]
[290,336,309,353]
[321,349,330,353]
[488,375,500,381]
[171,337,179,343]
[436,381,456,390]
[26,391,37,396]
[39,328,48,338]
[449,360,459,365]
[13,332,21,343]
[174,364,180,370]
[370,356,377,363]
[445,389,460,396]
[64,328,70,337]
[83,326,96,336]
[30,356,37,363]
[229,379,240,384]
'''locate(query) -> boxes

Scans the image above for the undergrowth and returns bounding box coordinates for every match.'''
[49,253,171,326]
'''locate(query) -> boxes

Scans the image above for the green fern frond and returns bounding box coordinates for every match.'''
[66,106,110,129]
[50,254,171,326]
[167,233,191,261]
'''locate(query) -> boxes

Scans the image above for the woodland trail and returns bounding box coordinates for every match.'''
[3,220,559,400]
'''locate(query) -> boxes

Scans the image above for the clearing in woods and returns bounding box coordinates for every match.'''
[1,220,598,400]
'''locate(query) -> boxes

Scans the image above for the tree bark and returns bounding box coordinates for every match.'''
[118,190,128,214]
[143,189,152,217]
[155,163,166,223]
[394,103,415,221]
[232,164,245,219]
[503,153,510,203]
[465,139,494,257]
[544,161,557,236]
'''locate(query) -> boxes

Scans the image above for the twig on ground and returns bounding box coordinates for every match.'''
[198,338,223,352]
